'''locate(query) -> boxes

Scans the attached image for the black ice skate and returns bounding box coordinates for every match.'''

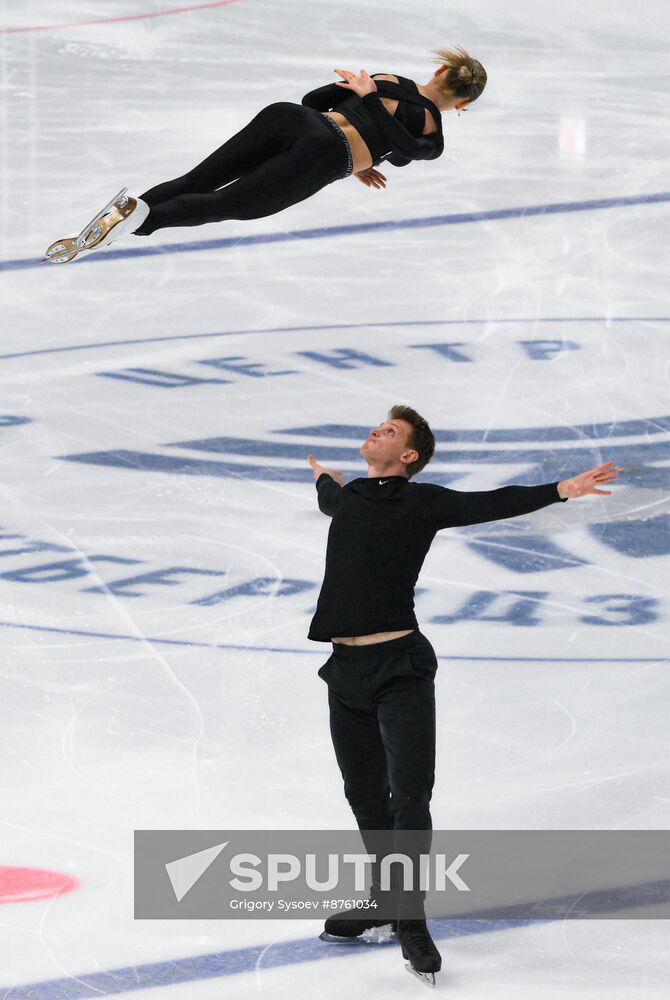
[43,188,150,263]
[397,919,442,987]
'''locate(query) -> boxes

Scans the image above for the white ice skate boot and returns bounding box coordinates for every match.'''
[43,188,150,264]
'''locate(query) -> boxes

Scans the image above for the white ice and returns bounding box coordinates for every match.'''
[1,0,669,996]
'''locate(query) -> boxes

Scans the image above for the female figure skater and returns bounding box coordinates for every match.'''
[44,46,486,263]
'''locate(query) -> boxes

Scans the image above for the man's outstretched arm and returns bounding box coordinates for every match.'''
[307,453,344,517]
[424,462,620,530]
[555,462,619,499]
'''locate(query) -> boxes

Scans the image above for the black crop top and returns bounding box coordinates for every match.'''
[301,74,444,168]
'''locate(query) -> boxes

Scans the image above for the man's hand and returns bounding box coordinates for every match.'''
[557,461,620,499]
[354,167,387,189]
[334,67,378,97]
[307,453,345,486]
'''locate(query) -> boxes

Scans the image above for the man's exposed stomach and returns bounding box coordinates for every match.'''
[331,629,415,646]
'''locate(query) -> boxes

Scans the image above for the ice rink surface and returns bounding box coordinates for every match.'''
[1,0,669,995]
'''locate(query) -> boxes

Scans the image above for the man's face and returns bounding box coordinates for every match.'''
[360,419,416,471]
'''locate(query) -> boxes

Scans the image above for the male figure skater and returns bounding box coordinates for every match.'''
[306,404,618,985]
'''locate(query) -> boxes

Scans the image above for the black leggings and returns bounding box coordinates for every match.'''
[134,102,353,235]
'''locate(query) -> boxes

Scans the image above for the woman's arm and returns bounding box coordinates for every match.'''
[334,68,442,162]
[360,91,443,161]
[301,82,350,112]
[384,151,412,168]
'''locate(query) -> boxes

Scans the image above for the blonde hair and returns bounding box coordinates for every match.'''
[431,45,487,102]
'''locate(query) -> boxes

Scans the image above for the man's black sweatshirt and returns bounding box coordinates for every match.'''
[308,473,568,642]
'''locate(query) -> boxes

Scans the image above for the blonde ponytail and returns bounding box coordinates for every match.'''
[431,45,487,101]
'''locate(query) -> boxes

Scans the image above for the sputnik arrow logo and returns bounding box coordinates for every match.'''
[165,841,228,902]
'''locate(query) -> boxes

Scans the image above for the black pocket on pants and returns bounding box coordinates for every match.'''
[406,644,438,678]
[317,654,334,684]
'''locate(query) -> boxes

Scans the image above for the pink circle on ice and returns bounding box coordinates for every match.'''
[0,867,79,904]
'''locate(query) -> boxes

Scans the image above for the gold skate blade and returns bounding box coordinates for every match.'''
[43,196,138,263]
[43,187,130,263]
[43,239,80,264]
[79,198,138,251]
[76,187,128,246]
[74,223,103,250]
[43,233,117,264]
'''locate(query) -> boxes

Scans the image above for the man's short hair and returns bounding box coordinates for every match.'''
[388,404,436,478]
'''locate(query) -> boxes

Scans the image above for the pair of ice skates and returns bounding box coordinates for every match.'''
[320,904,442,987]
[43,188,150,264]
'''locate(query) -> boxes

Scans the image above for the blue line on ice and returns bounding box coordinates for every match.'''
[1,315,668,363]
[3,189,669,274]
[0,618,667,663]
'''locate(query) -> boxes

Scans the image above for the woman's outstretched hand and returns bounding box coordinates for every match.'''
[307,453,345,486]
[354,167,387,189]
[334,68,378,97]
[557,461,620,499]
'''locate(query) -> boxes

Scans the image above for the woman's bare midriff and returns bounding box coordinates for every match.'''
[331,629,416,646]
[321,112,376,172]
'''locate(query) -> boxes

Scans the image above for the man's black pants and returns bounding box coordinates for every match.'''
[319,630,437,913]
